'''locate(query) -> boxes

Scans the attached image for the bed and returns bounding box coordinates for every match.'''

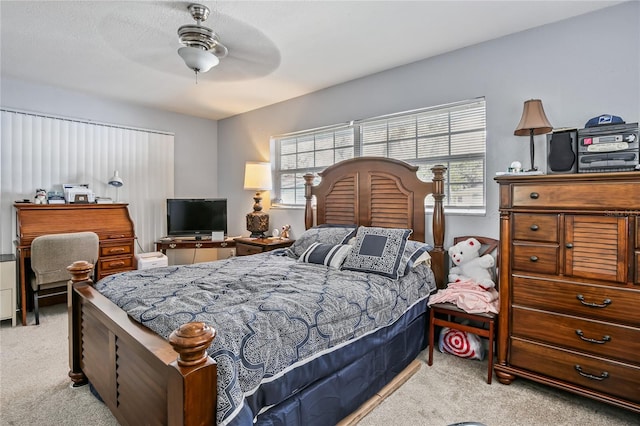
[67,157,447,425]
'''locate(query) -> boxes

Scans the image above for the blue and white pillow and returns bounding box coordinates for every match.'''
[286,224,357,258]
[298,243,352,269]
[342,226,412,279]
[398,240,433,277]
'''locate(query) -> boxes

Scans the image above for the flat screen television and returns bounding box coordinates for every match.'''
[166,198,227,237]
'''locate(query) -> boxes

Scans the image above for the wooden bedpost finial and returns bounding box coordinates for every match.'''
[169,322,216,368]
[67,261,95,284]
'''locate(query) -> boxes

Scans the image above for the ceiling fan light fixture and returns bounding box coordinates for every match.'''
[178,46,219,73]
[177,3,228,78]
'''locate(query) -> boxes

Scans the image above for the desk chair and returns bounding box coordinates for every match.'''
[30,231,99,325]
[428,236,499,384]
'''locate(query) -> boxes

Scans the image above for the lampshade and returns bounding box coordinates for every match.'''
[178,46,219,73]
[243,162,272,191]
[514,99,552,136]
[108,171,124,188]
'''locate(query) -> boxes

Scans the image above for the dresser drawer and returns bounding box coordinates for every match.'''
[513,213,559,243]
[511,181,640,209]
[512,243,558,274]
[100,242,133,257]
[512,276,640,327]
[636,251,640,285]
[510,338,640,404]
[512,307,640,364]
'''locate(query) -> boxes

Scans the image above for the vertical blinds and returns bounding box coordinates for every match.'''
[0,109,174,254]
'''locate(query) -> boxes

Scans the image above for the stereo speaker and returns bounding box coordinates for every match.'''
[547,129,578,174]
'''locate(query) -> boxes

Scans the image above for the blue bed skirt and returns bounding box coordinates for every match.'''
[248,301,428,425]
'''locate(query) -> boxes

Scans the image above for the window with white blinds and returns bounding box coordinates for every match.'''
[272,98,486,212]
[273,125,355,205]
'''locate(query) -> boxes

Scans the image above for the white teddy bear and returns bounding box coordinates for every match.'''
[448,237,495,289]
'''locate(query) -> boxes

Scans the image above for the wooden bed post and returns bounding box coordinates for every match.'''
[168,323,218,425]
[430,165,447,288]
[67,260,94,386]
[304,173,315,229]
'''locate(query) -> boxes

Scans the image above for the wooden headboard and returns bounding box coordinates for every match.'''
[303,157,446,287]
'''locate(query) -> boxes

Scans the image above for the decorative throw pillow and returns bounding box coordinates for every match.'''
[341,226,412,279]
[397,240,433,277]
[438,327,484,360]
[286,224,357,258]
[298,243,352,269]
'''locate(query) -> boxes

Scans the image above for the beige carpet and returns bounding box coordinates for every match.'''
[1,304,638,426]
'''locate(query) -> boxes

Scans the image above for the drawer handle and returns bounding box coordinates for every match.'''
[529,256,538,262]
[566,243,573,249]
[575,329,611,344]
[169,243,177,249]
[221,242,228,247]
[195,243,203,248]
[529,192,539,199]
[576,294,611,308]
[574,365,609,381]
[108,234,126,239]
[109,261,125,267]
[108,248,126,254]
[529,224,539,231]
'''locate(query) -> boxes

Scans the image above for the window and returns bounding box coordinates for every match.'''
[272,98,486,213]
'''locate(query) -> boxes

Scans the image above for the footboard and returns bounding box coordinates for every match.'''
[67,261,218,425]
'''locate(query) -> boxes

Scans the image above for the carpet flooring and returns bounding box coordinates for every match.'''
[1,304,638,425]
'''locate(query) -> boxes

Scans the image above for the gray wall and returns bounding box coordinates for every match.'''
[218,2,639,245]
[0,78,218,199]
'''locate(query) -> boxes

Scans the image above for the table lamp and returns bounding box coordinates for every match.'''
[244,162,272,238]
[514,99,553,171]
[108,170,124,202]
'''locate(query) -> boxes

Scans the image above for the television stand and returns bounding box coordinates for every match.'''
[155,238,235,254]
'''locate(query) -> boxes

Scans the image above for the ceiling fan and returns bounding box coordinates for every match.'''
[177,3,229,79]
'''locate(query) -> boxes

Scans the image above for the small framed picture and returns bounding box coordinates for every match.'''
[74,194,89,204]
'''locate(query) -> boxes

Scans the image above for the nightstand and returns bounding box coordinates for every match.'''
[234,237,294,256]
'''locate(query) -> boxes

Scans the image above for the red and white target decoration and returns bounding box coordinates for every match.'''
[438,327,484,360]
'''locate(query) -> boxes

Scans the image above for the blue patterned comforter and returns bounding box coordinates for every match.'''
[96,251,436,425]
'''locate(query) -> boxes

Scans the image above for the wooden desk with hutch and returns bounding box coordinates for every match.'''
[14,203,136,325]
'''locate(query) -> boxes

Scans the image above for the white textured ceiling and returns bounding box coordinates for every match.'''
[0,1,623,120]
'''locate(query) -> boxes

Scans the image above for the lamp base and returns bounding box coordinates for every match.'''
[246,211,269,239]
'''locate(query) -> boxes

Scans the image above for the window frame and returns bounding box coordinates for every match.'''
[271,97,486,214]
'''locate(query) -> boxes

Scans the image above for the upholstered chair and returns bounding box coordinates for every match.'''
[30,231,99,325]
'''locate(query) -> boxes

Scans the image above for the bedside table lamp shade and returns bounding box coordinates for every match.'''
[244,162,272,238]
[514,99,553,172]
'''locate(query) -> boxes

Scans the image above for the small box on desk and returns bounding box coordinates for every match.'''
[136,252,168,270]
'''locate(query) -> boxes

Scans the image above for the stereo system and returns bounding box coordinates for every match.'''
[577,122,639,173]
[547,123,639,173]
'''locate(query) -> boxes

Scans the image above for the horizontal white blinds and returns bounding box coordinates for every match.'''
[0,109,174,254]
[274,125,355,205]
[360,99,486,209]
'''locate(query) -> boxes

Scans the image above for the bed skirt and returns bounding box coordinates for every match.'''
[250,301,428,425]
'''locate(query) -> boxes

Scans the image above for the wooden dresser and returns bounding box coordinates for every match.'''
[495,172,640,413]
[14,203,135,325]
